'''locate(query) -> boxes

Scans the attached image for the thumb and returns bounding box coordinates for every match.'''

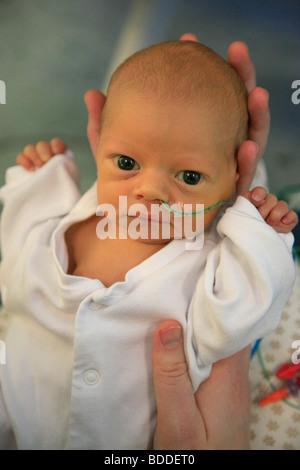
[152,321,206,449]
[84,89,106,159]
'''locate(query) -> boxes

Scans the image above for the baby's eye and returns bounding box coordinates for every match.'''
[114,155,139,171]
[177,170,202,185]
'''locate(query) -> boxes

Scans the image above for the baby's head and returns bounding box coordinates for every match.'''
[96,41,248,239]
[103,40,248,156]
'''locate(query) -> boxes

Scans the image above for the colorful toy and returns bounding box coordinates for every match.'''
[259,362,300,406]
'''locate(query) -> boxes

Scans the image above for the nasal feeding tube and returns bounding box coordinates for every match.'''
[161,199,233,216]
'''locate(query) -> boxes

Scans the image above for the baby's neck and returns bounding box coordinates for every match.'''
[65,215,169,287]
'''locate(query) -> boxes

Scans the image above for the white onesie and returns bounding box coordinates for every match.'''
[0,151,295,449]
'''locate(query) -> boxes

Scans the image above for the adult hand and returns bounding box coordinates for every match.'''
[152,320,251,450]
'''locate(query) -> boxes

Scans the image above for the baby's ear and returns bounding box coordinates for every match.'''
[231,171,239,200]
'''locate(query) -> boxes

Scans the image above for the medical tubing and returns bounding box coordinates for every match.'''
[161,199,233,216]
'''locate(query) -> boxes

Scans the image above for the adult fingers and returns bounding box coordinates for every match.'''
[248,87,270,159]
[180,33,199,42]
[228,44,270,161]
[228,41,256,91]
[152,321,206,450]
[236,140,259,195]
[194,347,251,450]
[84,89,106,159]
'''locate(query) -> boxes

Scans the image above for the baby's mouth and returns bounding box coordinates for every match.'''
[136,211,161,223]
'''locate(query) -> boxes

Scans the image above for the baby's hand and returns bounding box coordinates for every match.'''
[242,186,298,234]
[16,138,67,171]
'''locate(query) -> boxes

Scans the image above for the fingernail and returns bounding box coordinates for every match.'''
[252,189,263,202]
[160,326,182,349]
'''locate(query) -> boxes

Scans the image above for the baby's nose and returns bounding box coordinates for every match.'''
[133,170,169,204]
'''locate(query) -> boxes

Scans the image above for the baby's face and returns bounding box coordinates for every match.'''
[95,87,238,244]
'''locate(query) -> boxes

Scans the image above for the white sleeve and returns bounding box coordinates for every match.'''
[190,195,295,368]
[0,150,80,258]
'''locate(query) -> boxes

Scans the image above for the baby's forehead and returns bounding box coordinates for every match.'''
[108,42,246,118]
[105,41,248,147]
[110,41,241,94]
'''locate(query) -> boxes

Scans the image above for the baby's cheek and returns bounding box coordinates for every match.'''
[179,212,214,238]
[203,210,219,230]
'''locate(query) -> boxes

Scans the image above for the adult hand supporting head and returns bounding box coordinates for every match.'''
[152,321,251,450]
